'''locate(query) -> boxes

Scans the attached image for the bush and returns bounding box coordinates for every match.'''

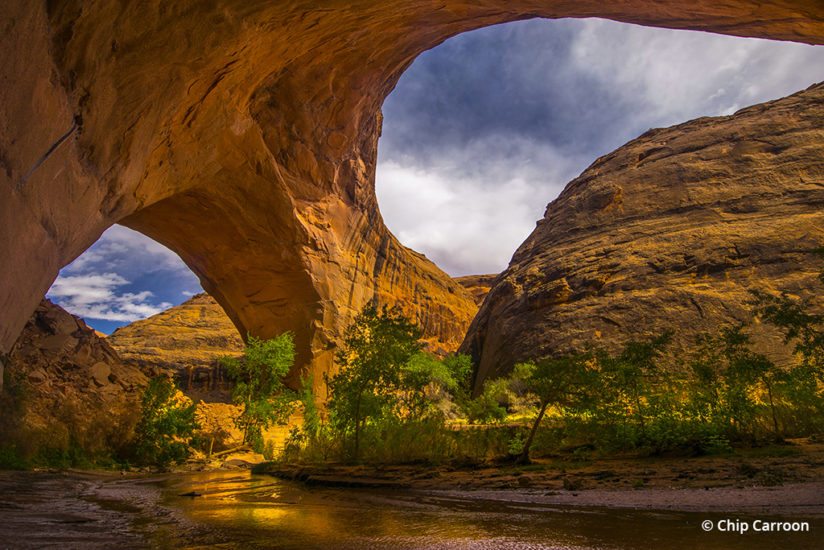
[220,333,297,451]
[130,376,198,468]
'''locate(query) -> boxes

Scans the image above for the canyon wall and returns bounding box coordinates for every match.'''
[2,0,823,386]
[462,83,824,387]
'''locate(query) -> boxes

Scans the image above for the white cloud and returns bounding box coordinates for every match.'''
[64,225,190,276]
[48,272,171,322]
[377,134,582,275]
[569,20,824,129]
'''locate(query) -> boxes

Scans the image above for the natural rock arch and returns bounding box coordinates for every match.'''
[2,0,823,385]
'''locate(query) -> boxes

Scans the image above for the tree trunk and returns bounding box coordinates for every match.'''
[353,392,362,462]
[517,401,549,465]
[765,380,780,436]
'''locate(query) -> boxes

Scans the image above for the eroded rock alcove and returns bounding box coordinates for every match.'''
[2,1,823,386]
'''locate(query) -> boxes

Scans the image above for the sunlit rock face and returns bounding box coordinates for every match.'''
[2,1,823,386]
[107,293,244,398]
[462,83,824,389]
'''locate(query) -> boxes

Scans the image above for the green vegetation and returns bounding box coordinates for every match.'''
[129,376,198,468]
[220,333,297,451]
[282,258,824,467]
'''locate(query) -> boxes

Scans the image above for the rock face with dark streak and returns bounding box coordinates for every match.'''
[2,1,823,389]
[108,293,243,400]
[462,83,824,388]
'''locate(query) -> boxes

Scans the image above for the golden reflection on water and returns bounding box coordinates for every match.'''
[157,471,819,550]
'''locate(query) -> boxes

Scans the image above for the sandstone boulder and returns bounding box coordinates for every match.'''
[89,362,112,387]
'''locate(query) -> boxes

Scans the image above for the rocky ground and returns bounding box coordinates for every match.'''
[2,300,148,459]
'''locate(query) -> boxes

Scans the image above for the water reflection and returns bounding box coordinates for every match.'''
[155,471,819,549]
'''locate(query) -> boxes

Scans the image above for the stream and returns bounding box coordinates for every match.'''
[0,470,818,549]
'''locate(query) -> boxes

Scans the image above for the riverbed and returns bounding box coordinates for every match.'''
[0,470,819,549]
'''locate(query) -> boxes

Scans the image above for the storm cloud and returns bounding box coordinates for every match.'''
[376,18,824,275]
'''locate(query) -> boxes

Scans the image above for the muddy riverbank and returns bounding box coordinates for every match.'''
[258,439,824,514]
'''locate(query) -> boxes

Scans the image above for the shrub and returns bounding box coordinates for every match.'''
[130,376,198,468]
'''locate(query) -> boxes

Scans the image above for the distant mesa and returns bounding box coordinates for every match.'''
[453,275,497,306]
[108,292,244,403]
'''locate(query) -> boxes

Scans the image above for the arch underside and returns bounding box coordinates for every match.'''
[2,0,823,384]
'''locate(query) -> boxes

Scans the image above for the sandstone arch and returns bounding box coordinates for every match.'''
[2,0,823,383]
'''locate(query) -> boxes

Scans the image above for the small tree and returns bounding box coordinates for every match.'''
[132,376,198,468]
[220,333,297,450]
[328,306,422,461]
[598,333,671,433]
[398,352,461,420]
[513,354,594,464]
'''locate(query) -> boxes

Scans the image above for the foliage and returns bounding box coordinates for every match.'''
[220,333,297,451]
[283,254,823,466]
[508,353,596,463]
[327,306,423,461]
[131,376,198,468]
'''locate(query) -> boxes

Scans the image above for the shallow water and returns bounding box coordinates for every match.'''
[0,470,819,549]
[151,471,819,549]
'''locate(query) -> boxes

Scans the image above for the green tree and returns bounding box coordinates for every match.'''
[511,354,594,464]
[220,333,297,450]
[328,306,422,461]
[598,333,672,434]
[132,376,198,468]
[441,353,473,415]
[689,326,780,438]
[399,352,461,420]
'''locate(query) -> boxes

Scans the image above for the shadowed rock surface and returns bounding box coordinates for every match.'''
[462,83,824,387]
[2,300,147,454]
[2,1,823,388]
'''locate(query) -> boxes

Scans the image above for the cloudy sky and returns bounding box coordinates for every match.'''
[48,18,824,333]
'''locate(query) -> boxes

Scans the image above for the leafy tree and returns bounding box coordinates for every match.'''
[328,306,422,461]
[132,376,198,468]
[464,376,510,424]
[220,333,297,450]
[512,353,595,463]
[399,352,461,420]
[688,325,781,438]
[751,254,824,434]
[598,333,672,433]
